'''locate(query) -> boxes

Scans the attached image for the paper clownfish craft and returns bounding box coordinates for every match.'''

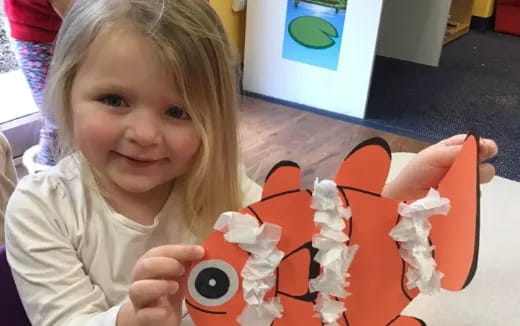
[185,133,480,326]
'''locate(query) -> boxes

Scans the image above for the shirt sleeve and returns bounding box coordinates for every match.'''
[4,174,122,326]
[0,131,17,246]
[239,165,262,206]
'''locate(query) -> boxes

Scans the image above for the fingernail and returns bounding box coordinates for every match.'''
[196,246,205,256]
[177,264,186,276]
[170,281,179,294]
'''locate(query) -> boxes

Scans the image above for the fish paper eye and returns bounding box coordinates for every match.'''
[188,259,239,307]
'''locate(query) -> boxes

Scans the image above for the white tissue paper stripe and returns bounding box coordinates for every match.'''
[389,188,451,295]
[314,293,346,326]
[214,212,284,326]
[310,179,358,324]
[236,297,283,325]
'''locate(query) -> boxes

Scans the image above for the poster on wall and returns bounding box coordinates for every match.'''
[244,0,385,118]
[282,0,348,70]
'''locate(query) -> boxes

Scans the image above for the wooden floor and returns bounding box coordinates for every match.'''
[239,97,430,188]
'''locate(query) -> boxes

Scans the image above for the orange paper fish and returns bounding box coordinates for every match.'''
[185,133,480,325]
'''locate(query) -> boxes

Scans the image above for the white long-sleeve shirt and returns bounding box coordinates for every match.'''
[0,130,17,246]
[4,155,262,326]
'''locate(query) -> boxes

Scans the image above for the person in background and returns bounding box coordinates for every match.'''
[3,0,72,173]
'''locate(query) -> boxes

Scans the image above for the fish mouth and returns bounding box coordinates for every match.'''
[185,299,227,315]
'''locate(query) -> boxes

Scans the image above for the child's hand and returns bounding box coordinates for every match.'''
[383,135,498,201]
[127,245,205,326]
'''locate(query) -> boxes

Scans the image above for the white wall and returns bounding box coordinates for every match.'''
[377,0,452,67]
[243,0,385,119]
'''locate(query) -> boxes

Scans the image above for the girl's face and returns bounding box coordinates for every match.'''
[70,26,201,195]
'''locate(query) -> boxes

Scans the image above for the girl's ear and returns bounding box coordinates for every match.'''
[262,161,301,199]
[335,138,392,195]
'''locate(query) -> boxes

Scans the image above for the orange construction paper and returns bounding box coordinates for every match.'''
[185,133,480,325]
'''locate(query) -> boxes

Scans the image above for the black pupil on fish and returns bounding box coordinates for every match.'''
[195,267,230,299]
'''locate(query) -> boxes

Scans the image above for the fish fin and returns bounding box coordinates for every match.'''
[262,161,301,200]
[430,131,480,291]
[335,138,391,195]
[387,315,427,326]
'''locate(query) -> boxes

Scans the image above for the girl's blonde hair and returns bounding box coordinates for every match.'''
[45,0,243,238]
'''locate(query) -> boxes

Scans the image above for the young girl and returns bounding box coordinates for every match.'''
[4,0,498,326]
[3,0,71,170]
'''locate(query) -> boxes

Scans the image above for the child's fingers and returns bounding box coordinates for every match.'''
[133,257,185,281]
[478,139,498,161]
[135,306,170,325]
[438,136,498,162]
[130,279,179,309]
[422,144,462,169]
[143,245,204,262]
[424,144,496,183]
[479,163,496,184]
[439,134,467,146]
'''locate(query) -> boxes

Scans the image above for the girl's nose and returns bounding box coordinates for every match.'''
[126,110,161,147]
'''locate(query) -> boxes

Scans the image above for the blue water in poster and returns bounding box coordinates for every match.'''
[282,0,347,71]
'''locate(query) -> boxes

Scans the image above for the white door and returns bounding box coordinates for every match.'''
[376,0,453,67]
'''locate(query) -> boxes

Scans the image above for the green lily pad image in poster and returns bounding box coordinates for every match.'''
[283,0,348,70]
[289,16,338,49]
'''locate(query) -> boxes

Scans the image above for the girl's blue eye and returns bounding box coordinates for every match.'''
[101,94,125,107]
[166,106,191,120]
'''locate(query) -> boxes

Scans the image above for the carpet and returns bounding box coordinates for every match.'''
[367,31,520,181]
